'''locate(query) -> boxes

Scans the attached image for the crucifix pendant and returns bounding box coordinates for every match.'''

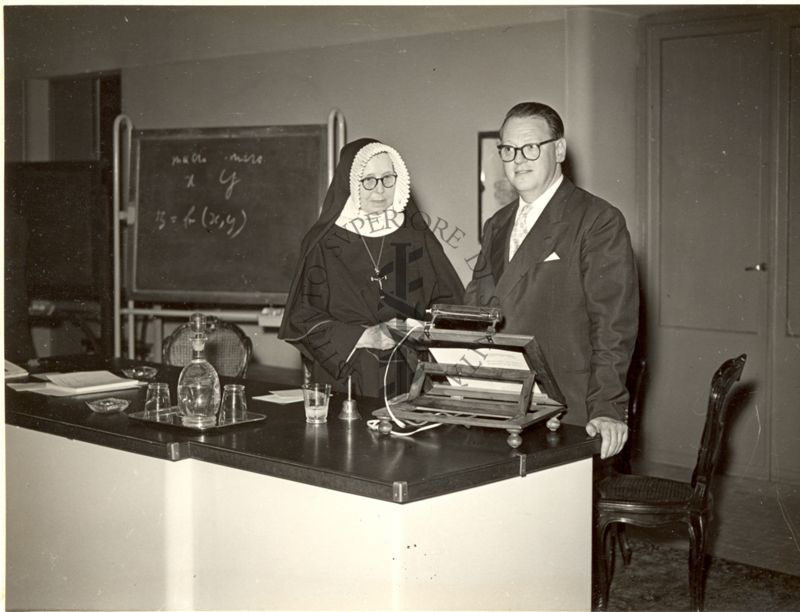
[370,268,388,289]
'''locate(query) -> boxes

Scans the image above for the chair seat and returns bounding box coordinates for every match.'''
[598,474,693,507]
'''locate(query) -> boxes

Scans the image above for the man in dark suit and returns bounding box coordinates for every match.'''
[466,102,639,459]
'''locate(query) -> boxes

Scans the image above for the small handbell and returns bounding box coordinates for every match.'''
[338,375,361,421]
[338,398,361,421]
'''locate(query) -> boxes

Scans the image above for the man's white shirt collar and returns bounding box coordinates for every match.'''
[514,174,564,232]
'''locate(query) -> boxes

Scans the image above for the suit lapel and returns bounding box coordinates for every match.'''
[494,179,575,300]
[487,201,517,283]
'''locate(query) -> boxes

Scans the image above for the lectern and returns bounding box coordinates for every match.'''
[374,305,567,448]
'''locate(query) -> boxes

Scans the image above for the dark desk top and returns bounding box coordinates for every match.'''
[5,355,599,504]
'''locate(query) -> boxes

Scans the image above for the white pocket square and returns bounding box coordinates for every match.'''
[544,251,560,262]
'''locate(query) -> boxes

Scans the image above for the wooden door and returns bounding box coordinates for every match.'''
[771,19,800,485]
[641,14,773,480]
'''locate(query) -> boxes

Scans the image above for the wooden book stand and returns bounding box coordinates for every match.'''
[373,305,567,448]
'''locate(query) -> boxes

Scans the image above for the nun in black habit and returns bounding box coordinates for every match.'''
[279,138,464,399]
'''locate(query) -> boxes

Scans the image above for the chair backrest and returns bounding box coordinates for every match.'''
[162,317,253,378]
[616,353,647,473]
[689,354,747,510]
[626,354,648,431]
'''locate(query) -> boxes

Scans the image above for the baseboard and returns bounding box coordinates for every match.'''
[632,457,796,490]
[631,456,692,481]
[770,461,800,486]
[633,447,770,481]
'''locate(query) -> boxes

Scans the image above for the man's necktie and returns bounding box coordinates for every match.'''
[509,202,532,260]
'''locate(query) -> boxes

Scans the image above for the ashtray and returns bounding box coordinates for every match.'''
[121,366,158,381]
[86,398,130,414]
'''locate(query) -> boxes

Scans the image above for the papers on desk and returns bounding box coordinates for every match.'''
[253,388,305,404]
[5,360,29,380]
[7,370,143,397]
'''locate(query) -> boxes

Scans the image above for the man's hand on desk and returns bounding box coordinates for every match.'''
[586,417,628,459]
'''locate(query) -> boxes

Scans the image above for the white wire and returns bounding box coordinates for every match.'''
[364,320,443,438]
[365,417,443,435]
[382,321,424,427]
[280,319,334,342]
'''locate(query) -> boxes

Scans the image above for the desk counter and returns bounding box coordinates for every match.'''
[6,355,599,610]
[6,355,598,503]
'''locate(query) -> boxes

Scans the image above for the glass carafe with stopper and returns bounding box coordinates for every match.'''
[177,313,221,428]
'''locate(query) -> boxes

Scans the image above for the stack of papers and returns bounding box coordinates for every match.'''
[429,347,532,394]
[254,388,304,404]
[7,370,144,397]
[5,360,29,380]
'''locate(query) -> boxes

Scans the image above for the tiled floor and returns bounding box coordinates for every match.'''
[632,461,800,577]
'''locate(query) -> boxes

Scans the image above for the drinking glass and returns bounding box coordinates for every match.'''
[302,383,331,424]
[219,384,247,423]
[144,382,171,420]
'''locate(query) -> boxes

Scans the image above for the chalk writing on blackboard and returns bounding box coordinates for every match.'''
[129,125,327,305]
[171,152,208,165]
[154,205,246,238]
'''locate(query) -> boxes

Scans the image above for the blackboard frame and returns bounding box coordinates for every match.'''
[126,124,327,306]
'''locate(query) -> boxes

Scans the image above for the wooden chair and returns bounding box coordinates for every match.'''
[163,317,253,378]
[617,353,648,475]
[594,354,747,612]
[610,353,648,565]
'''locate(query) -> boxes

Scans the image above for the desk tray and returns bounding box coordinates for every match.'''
[128,407,265,432]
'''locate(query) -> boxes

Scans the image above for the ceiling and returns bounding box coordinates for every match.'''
[4,4,666,79]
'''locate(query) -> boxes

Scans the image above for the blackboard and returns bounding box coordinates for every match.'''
[128,125,327,305]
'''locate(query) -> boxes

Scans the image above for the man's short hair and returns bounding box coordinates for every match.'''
[500,102,564,140]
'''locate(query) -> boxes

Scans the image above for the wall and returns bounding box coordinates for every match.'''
[121,21,567,282]
[565,8,641,250]
[5,6,641,372]
[3,6,571,81]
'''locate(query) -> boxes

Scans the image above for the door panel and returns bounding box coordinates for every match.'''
[770,23,800,484]
[659,31,764,333]
[643,18,770,479]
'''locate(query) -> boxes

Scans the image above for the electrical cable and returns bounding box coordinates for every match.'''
[280,319,334,342]
[364,320,444,437]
